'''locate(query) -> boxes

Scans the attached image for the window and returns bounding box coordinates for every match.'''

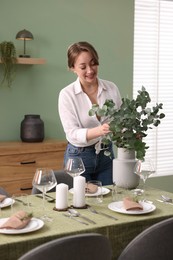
[133,0,173,175]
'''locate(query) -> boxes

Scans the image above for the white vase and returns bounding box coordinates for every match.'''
[113,148,140,189]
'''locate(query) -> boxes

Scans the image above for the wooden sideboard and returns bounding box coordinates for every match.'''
[0,139,67,195]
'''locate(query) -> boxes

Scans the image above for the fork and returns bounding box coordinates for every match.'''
[88,206,118,220]
[161,195,173,203]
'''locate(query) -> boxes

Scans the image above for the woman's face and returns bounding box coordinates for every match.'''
[72,51,98,87]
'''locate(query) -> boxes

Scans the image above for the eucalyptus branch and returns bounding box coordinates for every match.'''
[89,86,165,160]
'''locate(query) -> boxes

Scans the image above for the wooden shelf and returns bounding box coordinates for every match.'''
[0,58,46,65]
[16,58,46,64]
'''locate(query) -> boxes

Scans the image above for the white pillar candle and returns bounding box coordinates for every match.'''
[73,176,86,208]
[56,183,68,210]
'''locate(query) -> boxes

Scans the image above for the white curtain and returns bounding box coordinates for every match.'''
[133,0,173,175]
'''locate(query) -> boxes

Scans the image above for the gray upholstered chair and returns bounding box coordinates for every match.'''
[31,170,73,194]
[18,233,112,260]
[0,187,10,196]
[118,217,173,260]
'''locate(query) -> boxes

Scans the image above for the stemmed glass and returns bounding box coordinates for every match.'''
[32,168,57,221]
[64,157,85,178]
[134,158,155,199]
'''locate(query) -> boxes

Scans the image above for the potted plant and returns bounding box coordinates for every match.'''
[0,41,17,87]
[89,86,165,188]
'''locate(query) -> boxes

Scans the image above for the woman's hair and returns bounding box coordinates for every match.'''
[67,41,99,68]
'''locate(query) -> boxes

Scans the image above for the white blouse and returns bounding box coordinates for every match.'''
[58,77,122,147]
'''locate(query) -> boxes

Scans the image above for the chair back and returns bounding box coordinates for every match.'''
[118,217,173,260]
[0,187,10,196]
[19,233,112,260]
[31,170,73,194]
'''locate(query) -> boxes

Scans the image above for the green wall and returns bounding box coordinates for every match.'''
[0,0,134,141]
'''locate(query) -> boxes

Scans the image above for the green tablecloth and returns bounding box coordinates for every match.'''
[1,186,173,260]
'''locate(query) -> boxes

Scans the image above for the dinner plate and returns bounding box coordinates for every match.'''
[0,218,44,234]
[69,187,110,197]
[0,198,15,208]
[108,201,156,215]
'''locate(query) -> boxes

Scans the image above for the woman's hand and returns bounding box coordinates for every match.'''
[98,123,110,135]
[87,123,110,141]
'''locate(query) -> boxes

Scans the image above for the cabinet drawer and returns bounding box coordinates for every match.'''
[1,179,33,195]
[0,140,66,195]
[0,151,64,181]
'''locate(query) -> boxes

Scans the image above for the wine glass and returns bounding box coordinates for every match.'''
[134,159,155,199]
[32,168,57,221]
[64,157,85,178]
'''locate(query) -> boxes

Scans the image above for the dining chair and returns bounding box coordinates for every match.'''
[0,187,10,196]
[18,233,112,260]
[118,217,173,260]
[31,170,73,194]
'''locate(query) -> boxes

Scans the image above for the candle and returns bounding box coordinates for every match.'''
[73,176,86,208]
[56,183,68,210]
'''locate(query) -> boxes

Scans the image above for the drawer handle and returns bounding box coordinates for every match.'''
[20,187,32,191]
[20,161,36,165]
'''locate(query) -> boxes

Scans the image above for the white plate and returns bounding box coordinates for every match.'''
[69,187,110,197]
[0,198,15,208]
[108,201,156,215]
[0,218,44,234]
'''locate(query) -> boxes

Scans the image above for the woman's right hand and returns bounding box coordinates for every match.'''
[87,123,110,141]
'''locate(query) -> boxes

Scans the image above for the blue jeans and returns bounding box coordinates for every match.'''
[64,143,114,185]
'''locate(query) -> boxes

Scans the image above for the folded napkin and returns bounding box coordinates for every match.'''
[0,194,6,202]
[85,183,98,194]
[0,211,32,229]
[123,197,143,211]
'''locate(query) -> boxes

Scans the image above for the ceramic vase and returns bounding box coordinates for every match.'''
[113,148,140,189]
[20,114,44,142]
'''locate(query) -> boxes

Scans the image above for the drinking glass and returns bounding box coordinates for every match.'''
[11,193,29,214]
[32,168,57,221]
[64,157,85,178]
[134,159,155,198]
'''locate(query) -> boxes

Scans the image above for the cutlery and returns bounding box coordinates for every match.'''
[68,209,96,224]
[36,194,55,202]
[88,206,118,220]
[156,199,173,206]
[161,195,173,203]
[14,198,31,206]
[45,194,56,200]
[63,213,89,225]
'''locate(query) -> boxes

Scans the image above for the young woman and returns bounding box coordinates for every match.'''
[58,41,122,185]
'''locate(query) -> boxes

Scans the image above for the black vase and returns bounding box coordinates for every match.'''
[20,115,44,142]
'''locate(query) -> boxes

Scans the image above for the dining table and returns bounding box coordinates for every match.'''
[0,185,173,260]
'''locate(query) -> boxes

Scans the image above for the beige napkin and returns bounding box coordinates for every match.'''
[85,183,98,194]
[123,197,143,211]
[0,211,32,229]
[0,194,6,202]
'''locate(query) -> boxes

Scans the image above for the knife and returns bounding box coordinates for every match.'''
[98,212,118,220]
[88,206,118,220]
